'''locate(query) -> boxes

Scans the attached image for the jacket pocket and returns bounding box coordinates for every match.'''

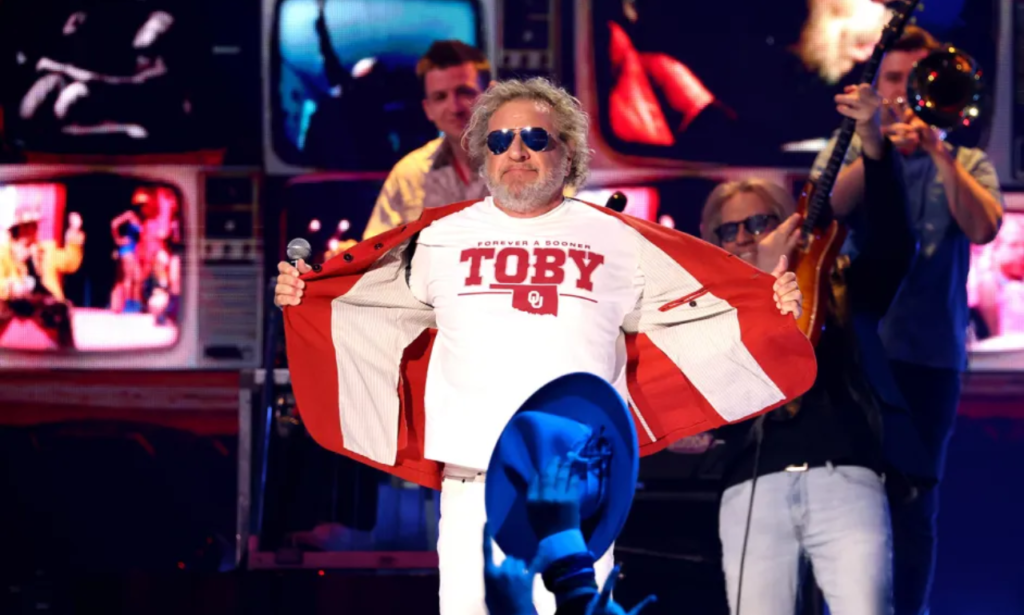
[658,287,709,312]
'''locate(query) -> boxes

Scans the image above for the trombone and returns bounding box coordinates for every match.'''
[886,46,985,133]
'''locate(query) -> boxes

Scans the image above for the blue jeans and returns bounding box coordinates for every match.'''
[719,464,893,615]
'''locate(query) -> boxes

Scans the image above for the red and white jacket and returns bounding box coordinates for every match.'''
[284,199,817,490]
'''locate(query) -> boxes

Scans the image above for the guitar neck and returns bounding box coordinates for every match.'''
[802,0,920,234]
[804,116,856,233]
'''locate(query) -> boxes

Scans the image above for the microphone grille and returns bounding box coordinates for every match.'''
[286,237,312,262]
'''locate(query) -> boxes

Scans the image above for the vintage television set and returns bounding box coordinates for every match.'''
[0,165,263,369]
[262,0,498,175]
[0,0,261,165]
[574,0,1005,179]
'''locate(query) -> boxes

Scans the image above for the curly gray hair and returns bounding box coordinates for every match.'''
[461,77,591,190]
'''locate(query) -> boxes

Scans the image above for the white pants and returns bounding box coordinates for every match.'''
[437,475,616,615]
[719,464,893,615]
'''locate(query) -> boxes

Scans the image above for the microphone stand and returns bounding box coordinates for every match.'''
[252,274,282,552]
[252,243,315,555]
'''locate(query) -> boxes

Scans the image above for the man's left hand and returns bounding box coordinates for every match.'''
[884,107,944,156]
[771,255,802,320]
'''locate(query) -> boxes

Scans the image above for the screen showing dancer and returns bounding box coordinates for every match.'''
[0,175,183,352]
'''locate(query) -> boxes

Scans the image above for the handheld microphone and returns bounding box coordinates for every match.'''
[286,238,312,265]
[286,237,321,272]
[606,191,628,213]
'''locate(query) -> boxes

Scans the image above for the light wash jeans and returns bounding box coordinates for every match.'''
[719,464,893,615]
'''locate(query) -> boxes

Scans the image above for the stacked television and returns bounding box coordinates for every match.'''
[0,0,263,369]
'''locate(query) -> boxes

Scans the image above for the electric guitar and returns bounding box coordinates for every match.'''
[793,0,922,346]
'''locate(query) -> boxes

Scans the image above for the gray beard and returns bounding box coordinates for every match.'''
[484,158,568,215]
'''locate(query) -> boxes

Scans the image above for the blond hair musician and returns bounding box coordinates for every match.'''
[702,82,912,615]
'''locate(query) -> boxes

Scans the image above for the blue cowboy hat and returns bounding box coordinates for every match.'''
[485,372,639,564]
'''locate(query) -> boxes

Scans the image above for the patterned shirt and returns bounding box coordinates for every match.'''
[363,137,489,239]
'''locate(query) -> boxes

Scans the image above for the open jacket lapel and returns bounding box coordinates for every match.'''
[284,200,817,490]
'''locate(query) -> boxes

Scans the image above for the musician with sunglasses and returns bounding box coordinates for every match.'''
[699,83,914,615]
[274,77,818,615]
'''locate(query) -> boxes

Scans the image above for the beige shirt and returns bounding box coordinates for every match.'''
[363,137,490,240]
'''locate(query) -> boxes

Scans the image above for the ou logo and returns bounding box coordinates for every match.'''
[528,290,544,309]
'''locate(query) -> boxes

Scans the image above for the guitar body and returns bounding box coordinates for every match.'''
[793,182,848,347]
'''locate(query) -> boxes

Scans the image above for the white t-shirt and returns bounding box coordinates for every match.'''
[409,197,645,470]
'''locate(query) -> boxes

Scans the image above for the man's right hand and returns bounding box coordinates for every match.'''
[275,259,312,308]
[835,83,881,126]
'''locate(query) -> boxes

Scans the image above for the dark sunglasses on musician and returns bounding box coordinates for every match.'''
[486,127,555,155]
[714,213,780,243]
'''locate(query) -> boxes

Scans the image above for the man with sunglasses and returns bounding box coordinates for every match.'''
[362,40,494,240]
[274,77,818,615]
[699,157,911,614]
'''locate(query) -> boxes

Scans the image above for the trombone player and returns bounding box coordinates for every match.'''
[811,25,1004,615]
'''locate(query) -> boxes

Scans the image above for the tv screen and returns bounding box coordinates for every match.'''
[0,174,184,352]
[967,196,1024,370]
[269,0,481,171]
[590,0,997,167]
[0,0,260,162]
[266,175,384,271]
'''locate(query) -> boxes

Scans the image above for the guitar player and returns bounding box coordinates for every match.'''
[811,26,1005,615]
[699,81,912,615]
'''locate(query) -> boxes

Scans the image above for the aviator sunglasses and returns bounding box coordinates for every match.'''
[714,213,780,243]
[486,127,554,155]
